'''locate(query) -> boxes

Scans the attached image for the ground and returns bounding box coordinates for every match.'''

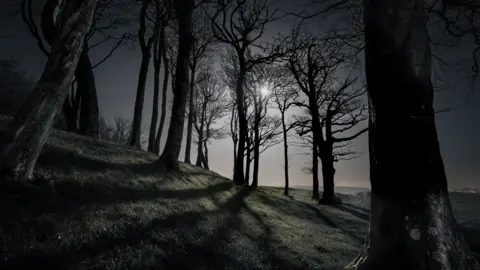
[0,115,479,269]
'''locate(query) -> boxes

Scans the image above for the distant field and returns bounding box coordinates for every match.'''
[0,115,479,269]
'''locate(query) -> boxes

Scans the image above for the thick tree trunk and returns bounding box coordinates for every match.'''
[148,35,162,152]
[154,38,169,154]
[346,0,478,269]
[77,45,99,138]
[319,152,335,204]
[203,140,209,169]
[282,114,289,196]
[251,95,261,188]
[0,0,97,181]
[129,53,151,148]
[312,141,320,200]
[157,0,195,171]
[184,64,196,163]
[233,68,247,185]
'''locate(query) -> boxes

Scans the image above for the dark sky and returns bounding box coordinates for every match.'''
[0,0,479,190]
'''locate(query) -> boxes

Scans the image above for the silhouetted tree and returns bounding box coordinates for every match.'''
[21,0,131,136]
[148,0,172,152]
[0,0,98,181]
[129,0,161,148]
[184,7,215,163]
[287,33,367,204]
[192,70,228,169]
[207,0,288,185]
[346,0,478,269]
[156,0,195,171]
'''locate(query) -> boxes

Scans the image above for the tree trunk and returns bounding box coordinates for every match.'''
[129,52,151,148]
[148,34,163,152]
[184,63,196,163]
[312,141,320,200]
[157,0,195,171]
[245,132,252,186]
[346,0,478,269]
[319,149,335,204]
[282,113,289,196]
[0,0,97,181]
[154,34,169,154]
[63,96,77,132]
[77,44,99,138]
[203,139,209,169]
[251,93,261,188]
[233,68,247,185]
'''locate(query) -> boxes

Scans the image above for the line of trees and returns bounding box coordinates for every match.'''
[0,0,478,267]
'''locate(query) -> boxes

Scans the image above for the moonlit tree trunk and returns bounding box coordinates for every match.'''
[157,0,195,170]
[0,0,97,181]
[148,33,162,152]
[154,29,169,154]
[281,112,289,196]
[184,63,196,163]
[312,140,320,200]
[251,92,262,188]
[346,0,477,269]
[129,0,158,148]
[233,68,248,185]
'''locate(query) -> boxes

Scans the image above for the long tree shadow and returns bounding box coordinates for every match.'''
[331,204,370,222]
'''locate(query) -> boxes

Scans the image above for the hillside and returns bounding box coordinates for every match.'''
[0,120,479,269]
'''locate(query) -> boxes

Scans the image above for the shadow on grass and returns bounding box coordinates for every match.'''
[1,187,313,270]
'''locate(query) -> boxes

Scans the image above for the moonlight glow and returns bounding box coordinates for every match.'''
[260,84,270,96]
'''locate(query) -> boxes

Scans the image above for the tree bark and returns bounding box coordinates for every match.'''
[312,140,320,200]
[203,139,209,169]
[157,0,195,171]
[77,44,99,138]
[282,112,289,196]
[154,31,169,154]
[184,63,196,163]
[129,52,151,148]
[148,32,163,152]
[319,149,335,204]
[251,91,261,188]
[0,0,97,181]
[233,68,247,185]
[346,0,478,269]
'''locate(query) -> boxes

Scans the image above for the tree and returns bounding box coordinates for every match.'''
[184,6,215,163]
[21,0,131,136]
[0,0,98,181]
[207,0,287,185]
[156,0,195,171]
[129,0,161,148]
[191,70,228,169]
[287,33,367,204]
[148,0,172,152]
[99,116,133,146]
[153,24,175,154]
[346,0,478,268]
[271,69,298,196]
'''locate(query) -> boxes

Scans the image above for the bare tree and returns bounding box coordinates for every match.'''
[184,6,216,163]
[21,0,131,137]
[129,0,162,148]
[156,0,195,171]
[0,0,98,182]
[207,0,290,185]
[99,116,133,146]
[271,68,298,196]
[287,32,367,204]
[192,70,228,168]
[346,0,478,268]
[148,0,172,152]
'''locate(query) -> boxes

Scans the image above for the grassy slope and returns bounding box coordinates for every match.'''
[0,118,479,269]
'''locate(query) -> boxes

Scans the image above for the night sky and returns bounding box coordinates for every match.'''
[0,0,479,190]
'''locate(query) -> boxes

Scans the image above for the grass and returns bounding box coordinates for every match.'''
[0,116,479,269]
